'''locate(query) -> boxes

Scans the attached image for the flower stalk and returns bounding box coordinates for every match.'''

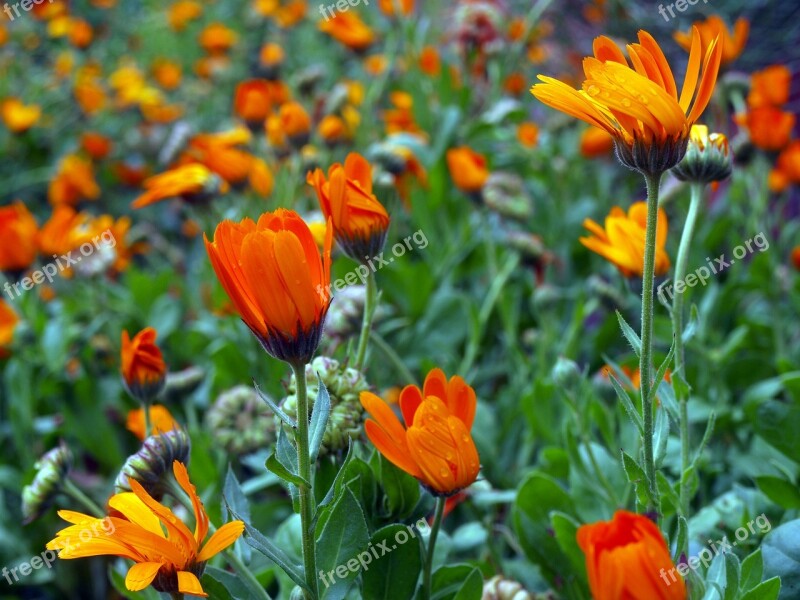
[354,272,378,372]
[422,496,446,600]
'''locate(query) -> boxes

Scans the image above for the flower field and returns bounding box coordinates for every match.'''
[1,0,799,599]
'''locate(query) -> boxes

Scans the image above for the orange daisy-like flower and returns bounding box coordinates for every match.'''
[747,65,791,109]
[1,98,41,133]
[360,368,480,496]
[737,106,795,152]
[531,28,722,174]
[580,201,670,278]
[378,0,414,17]
[319,11,375,52]
[307,153,390,262]
[0,202,38,272]
[769,141,800,193]
[0,299,19,354]
[80,132,113,160]
[578,510,686,600]
[181,128,256,185]
[233,79,274,125]
[517,122,539,147]
[132,164,229,209]
[47,461,243,598]
[127,405,180,441]
[446,146,490,193]
[205,209,333,364]
[168,0,203,31]
[199,23,238,55]
[48,154,101,206]
[674,16,748,67]
[121,327,167,401]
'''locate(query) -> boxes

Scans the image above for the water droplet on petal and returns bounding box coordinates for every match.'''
[439,469,450,478]
[621,98,631,107]
[587,85,600,97]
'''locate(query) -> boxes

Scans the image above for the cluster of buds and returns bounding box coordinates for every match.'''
[672,125,733,184]
[114,427,191,497]
[281,357,370,455]
[206,385,277,456]
[482,575,540,599]
[21,443,73,524]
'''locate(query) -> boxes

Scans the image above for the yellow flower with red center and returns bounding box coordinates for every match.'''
[168,0,203,30]
[127,405,180,440]
[48,154,100,206]
[0,202,38,272]
[205,209,333,363]
[360,368,480,496]
[674,16,748,67]
[307,153,390,261]
[47,461,244,597]
[1,98,41,133]
[578,510,686,600]
[531,28,722,174]
[121,327,167,401]
[747,65,791,109]
[132,164,228,209]
[319,11,375,52]
[581,201,670,278]
[0,300,19,354]
[446,146,490,193]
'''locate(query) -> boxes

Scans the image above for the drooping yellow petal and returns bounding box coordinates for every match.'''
[197,521,245,562]
[177,570,208,597]
[125,561,164,591]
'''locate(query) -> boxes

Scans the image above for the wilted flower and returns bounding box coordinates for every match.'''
[672,124,732,183]
[206,385,277,456]
[21,443,73,524]
[115,428,191,495]
[482,575,534,600]
[482,172,533,221]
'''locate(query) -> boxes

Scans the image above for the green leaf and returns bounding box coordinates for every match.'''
[361,524,422,600]
[653,406,670,468]
[740,577,781,600]
[266,431,310,489]
[223,466,252,563]
[255,380,296,428]
[550,512,587,583]
[378,454,420,519]
[673,516,688,565]
[316,487,370,600]
[649,336,676,406]
[740,548,763,592]
[763,519,800,598]
[615,310,642,356]
[204,565,271,600]
[309,375,331,462]
[621,450,650,508]
[692,412,716,469]
[609,374,644,434]
[756,476,800,510]
[755,400,800,460]
[430,564,483,600]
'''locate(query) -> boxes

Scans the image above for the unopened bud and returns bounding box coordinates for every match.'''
[22,442,73,524]
[115,428,191,497]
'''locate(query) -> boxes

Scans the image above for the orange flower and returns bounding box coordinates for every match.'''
[504,72,527,96]
[318,114,349,145]
[580,126,615,158]
[364,54,388,76]
[674,16,748,66]
[127,405,180,440]
[74,72,107,115]
[67,18,93,48]
[532,28,722,174]
[152,59,182,90]
[249,158,274,198]
[419,46,441,76]
[0,202,38,272]
[517,122,539,147]
[168,0,203,31]
[1,98,41,133]
[792,247,800,271]
[378,0,413,16]
[383,91,424,137]
[233,79,274,125]
[259,42,285,68]
[737,107,795,152]
[581,201,670,277]
[319,11,375,52]
[204,209,333,363]
[0,300,19,353]
[446,146,489,193]
[48,154,100,206]
[770,141,800,193]
[47,461,244,598]
[747,65,791,109]
[133,164,228,209]
[121,328,167,401]
[199,23,238,55]
[81,132,113,160]
[578,510,686,600]
[181,128,256,185]
[278,101,312,144]
[307,153,390,261]
[360,368,480,496]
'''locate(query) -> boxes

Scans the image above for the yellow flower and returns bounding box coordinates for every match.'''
[1,98,41,133]
[580,201,670,277]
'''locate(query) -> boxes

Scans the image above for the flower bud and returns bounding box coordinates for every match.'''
[482,575,534,600]
[483,173,533,222]
[22,442,72,524]
[551,356,582,389]
[282,357,369,455]
[206,385,277,456]
[115,428,191,496]
[672,124,732,184]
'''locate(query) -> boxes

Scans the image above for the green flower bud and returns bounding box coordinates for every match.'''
[483,173,534,222]
[115,427,191,497]
[206,385,277,456]
[672,125,732,184]
[282,357,369,455]
[551,356,582,389]
[482,575,534,600]
[22,442,73,524]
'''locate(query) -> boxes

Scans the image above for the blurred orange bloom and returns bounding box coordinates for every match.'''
[74,72,107,114]
[121,327,167,400]
[126,405,180,440]
[204,209,332,363]
[360,368,480,496]
[181,128,256,184]
[67,18,93,48]
[769,141,800,193]
[674,16,748,66]
[249,158,274,198]
[152,59,182,90]
[81,132,113,160]
[278,101,312,143]
[48,154,100,206]
[199,23,238,55]
[792,247,800,271]
[383,92,424,137]
[419,46,441,76]
[0,202,38,272]
[446,146,489,193]
[319,12,375,52]
[47,461,243,597]
[233,79,274,124]
[168,0,203,30]
[259,42,285,67]
[317,114,349,144]
[581,201,670,278]
[0,300,19,354]
[307,153,390,260]
[1,98,41,133]
[517,122,539,147]
[504,72,527,96]
[132,164,228,209]
[747,65,791,109]
[737,107,795,152]
[580,126,615,158]
[378,0,413,16]
[578,511,686,600]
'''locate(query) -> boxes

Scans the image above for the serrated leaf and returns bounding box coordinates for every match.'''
[309,375,331,462]
[609,374,644,434]
[616,310,642,357]
[649,337,676,406]
[255,380,296,428]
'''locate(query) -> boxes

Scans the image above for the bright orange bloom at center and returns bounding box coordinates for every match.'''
[0,202,38,272]
[205,209,333,363]
[307,153,390,261]
[361,368,480,496]
[531,28,722,174]
[121,328,167,400]
[580,201,670,278]
[47,461,244,597]
[577,510,686,600]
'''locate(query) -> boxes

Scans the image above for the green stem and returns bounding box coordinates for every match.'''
[291,361,319,600]
[142,399,152,438]
[640,172,663,513]
[62,479,105,518]
[423,497,446,600]
[354,273,378,372]
[673,183,703,517]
